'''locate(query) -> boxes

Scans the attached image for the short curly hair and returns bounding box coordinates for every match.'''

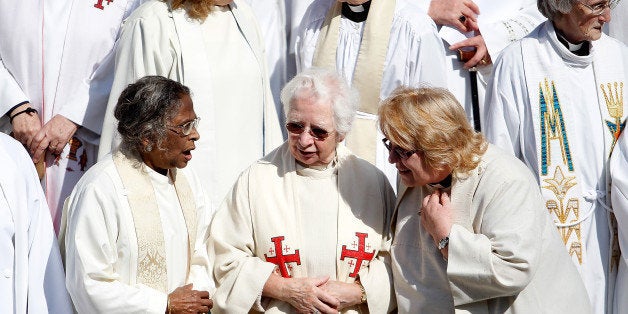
[165,0,216,21]
[114,76,190,156]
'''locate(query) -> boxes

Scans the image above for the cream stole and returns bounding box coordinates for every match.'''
[312,0,395,164]
[522,21,626,268]
[112,152,197,292]
[251,143,390,312]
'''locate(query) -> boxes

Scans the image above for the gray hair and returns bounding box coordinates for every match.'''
[537,0,579,19]
[280,68,359,137]
[114,76,190,155]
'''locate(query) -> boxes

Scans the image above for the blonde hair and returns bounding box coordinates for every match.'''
[378,87,487,175]
[168,0,215,21]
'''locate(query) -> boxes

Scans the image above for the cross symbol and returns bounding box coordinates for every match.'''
[340,232,375,278]
[352,240,358,248]
[264,236,301,278]
[269,247,274,255]
[283,245,291,254]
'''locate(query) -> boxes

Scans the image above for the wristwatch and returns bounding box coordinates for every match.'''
[437,236,450,250]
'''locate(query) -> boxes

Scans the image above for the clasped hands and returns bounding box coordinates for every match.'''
[10,103,78,163]
[428,0,492,69]
[167,284,213,314]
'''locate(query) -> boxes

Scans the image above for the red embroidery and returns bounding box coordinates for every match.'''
[264,236,301,278]
[94,0,114,10]
[67,137,82,161]
[341,232,375,278]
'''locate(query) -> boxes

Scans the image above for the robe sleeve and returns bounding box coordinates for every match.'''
[446,161,546,305]
[482,44,528,158]
[98,7,179,159]
[64,175,167,314]
[357,175,396,313]
[0,55,28,116]
[210,168,276,313]
[478,0,545,59]
[402,18,448,90]
[611,133,628,274]
[52,0,143,135]
[187,170,216,293]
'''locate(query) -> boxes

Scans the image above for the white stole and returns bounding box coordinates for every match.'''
[312,0,395,163]
[112,151,197,292]
[522,21,626,267]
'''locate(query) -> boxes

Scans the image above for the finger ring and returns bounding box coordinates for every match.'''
[459,15,466,23]
[480,59,488,65]
[418,210,423,215]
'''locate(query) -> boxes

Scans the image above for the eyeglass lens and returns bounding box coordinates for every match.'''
[286,122,331,140]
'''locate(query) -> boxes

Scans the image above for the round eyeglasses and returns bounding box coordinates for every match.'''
[382,138,417,159]
[167,117,200,136]
[579,1,615,15]
[286,122,333,141]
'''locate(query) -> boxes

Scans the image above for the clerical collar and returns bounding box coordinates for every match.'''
[427,174,452,190]
[555,29,590,56]
[342,1,371,23]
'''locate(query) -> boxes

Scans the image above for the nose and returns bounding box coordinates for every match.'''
[189,126,200,141]
[600,7,611,22]
[298,130,315,146]
[388,150,400,164]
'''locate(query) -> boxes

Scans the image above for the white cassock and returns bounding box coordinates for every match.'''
[484,20,628,313]
[98,0,283,209]
[243,0,288,133]
[610,131,628,314]
[211,142,395,313]
[415,0,544,126]
[296,0,447,187]
[392,144,590,313]
[609,0,628,45]
[0,0,145,232]
[62,152,214,313]
[285,0,315,79]
[0,133,73,314]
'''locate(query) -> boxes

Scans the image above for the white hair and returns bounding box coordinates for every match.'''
[280,68,359,136]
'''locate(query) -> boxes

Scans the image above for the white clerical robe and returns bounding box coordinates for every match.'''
[295,0,447,187]
[63,154,214,313]
[0,133,72,314]
[244,0,288,133]
[392,144,591,313]
[609,0,628,45]
[98,0,283,209]
[415,0,544,126]
[0,0,145,232]
[211,142,395,313]
[611,131,628,314]
[484,20,628,313]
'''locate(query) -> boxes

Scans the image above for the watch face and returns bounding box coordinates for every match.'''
[438,237,449,250]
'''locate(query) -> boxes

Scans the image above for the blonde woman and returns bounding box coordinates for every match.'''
[379,87,590,313]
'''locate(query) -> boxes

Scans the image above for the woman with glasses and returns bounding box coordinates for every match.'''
[381,87,590,313]
[483,0,627,312]
[63,76,214,313]
[210,69,395,313]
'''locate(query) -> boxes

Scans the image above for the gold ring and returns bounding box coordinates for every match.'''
[480,59,488,65]
[458,15,466,23]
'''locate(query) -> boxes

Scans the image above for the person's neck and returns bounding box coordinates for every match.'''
[552,22,590,56]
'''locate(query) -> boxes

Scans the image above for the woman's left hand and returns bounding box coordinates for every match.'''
[320,280,362,310]
[420,189,453,249]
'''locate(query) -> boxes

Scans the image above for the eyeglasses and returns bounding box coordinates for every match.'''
[579,1,614,15]
[286,122,333,140]
[167,117,200,136]
[382,138,417,159]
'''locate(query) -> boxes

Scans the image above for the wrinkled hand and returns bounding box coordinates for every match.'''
[449,33,492,69]
[10,103,42,147]
[273,275,339,314]
[320,280,362,310]
[421,190,453,249]
[29,114,78,163]
[428,0,480,32]
[168,284,213,314]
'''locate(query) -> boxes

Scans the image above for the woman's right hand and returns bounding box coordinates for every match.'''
[167,284,212,314]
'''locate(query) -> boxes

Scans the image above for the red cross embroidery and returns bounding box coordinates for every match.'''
[264,236,301,278]
[93,0,113,10]
[341,232,375,278]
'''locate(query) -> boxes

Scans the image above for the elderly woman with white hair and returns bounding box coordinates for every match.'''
[210,68,395,313]
[483,0,627,312]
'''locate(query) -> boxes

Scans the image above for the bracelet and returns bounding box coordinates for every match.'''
[355,280,367,304]
[9,107,37,124]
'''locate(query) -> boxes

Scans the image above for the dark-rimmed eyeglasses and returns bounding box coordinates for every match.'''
[579,1,614,15]
[382,138,417,159]
[167,117,200,136]
[286,122,333,141]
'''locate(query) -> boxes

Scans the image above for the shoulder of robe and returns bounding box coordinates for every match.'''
[475,144,537,186]
[393,0,439,33]
[301,0,335,28]
[71,156,120,192]
[123,0,171,26]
